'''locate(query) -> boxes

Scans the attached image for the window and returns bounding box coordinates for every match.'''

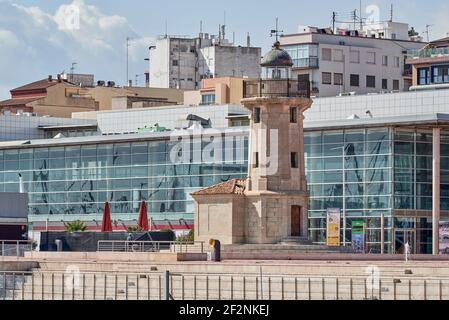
[367,52,376,64]
[382,56,388,66]
[350,50,360,63]
[394,56,400,68]
[418,68,430,85]
[172,60,179,66]
[350,74,360,87]
[291,152,299,168]
[333,49,344,62]
[254,152,259,168]
[334,73,343,86]
[322,48,332,61]
[254,107,261,123]
[382,79,388,90]
[393,80,400,91]
[432,65,449,84]
[201,94,216,105]
[284,44,319,68]
[322,72,332,84]
[290,107,297,123]
[366,75,376,88]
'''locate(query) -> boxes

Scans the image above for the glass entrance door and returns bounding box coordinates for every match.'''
[394,229,416,254]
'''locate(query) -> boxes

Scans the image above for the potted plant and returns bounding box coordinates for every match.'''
[64,220,87,233]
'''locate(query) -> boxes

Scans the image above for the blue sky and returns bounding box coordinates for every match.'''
[1,0,449,100]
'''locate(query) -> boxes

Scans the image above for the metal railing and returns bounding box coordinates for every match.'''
[0,240,33,257]
[243,79,311,99]
[97,241,205,254]
[1,270,448,301]
[407,47,449,59]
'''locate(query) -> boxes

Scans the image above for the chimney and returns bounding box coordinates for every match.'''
[247,32,251,47]
[48,75,53,82]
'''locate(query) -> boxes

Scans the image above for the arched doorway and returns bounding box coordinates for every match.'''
[291,205,302,237]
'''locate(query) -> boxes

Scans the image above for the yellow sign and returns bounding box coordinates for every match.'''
[326,208,341,247]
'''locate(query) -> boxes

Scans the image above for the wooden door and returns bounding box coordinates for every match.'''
[291,206,301,237]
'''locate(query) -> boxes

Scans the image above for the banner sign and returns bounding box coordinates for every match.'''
[326,208,341,247]
[351,221,366,254]
[439,221,449,255]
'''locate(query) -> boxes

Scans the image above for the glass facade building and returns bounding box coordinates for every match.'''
[305,126,449,254]
[0,132,248,225]
[1,112,448,254]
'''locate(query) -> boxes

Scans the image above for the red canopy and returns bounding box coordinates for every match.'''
[101,202,113,232]
[138,200,149,231]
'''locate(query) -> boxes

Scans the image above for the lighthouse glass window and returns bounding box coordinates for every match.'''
[264,67,289,80]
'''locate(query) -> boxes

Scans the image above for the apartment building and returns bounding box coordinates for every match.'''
[407,37,449,90]
[279,22,424,97]
[149,33,261,90]
[0,75,99,118]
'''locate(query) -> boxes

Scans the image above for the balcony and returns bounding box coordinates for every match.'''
[292,57,319,69]
[407,47,449,59]
[243,79,311,99]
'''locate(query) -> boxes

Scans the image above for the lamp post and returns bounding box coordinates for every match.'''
[331,145,348,246]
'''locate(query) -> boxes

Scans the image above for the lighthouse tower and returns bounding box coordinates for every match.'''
[192,42,313,244]
[242,41,312,243]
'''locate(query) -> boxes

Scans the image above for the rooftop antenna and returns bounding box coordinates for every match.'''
[126,37,132,87]
[165,19,168,38]
[332,12,337,34]
[425,24,434,43]
[390,4,394,22]
[360,0,363,29]
[70,62,77,80]
[270,17,283,42]
[352,9,357,31]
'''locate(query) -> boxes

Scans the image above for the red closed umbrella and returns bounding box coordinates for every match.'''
[138,200,149,231]
[101,202,113,232]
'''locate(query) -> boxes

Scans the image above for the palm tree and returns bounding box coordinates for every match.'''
[64,220,87,232]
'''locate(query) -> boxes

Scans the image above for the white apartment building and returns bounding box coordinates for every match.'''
[149,33,261,90]
[280,22,424,98]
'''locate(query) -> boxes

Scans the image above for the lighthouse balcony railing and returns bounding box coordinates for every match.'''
[243,79,310,99]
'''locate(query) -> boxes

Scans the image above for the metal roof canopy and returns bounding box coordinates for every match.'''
[304,113,449,131]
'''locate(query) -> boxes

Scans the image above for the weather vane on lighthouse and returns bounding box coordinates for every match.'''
[270,17,283,42]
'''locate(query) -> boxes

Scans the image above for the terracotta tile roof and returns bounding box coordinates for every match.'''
[191,179,247,196]
[11,78,73,92]
[0,97,42,107]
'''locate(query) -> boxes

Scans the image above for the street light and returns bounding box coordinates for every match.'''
[331,145,349,247]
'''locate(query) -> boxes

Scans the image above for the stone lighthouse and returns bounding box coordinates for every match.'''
[192,41,313,245]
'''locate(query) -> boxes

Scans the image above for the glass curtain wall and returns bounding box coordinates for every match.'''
[0,135,248,223]
[305,128,393,253]
[393,129,449,254]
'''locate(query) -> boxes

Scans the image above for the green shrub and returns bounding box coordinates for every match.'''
[64,220,87,232]
[177,229,194,242]
[127,226,143,233]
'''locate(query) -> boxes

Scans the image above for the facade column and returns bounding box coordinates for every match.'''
[433,127,441,255]
[380,213,385,255]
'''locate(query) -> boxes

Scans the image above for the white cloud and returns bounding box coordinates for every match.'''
[0,29,20,47]
[0,0,155,100]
